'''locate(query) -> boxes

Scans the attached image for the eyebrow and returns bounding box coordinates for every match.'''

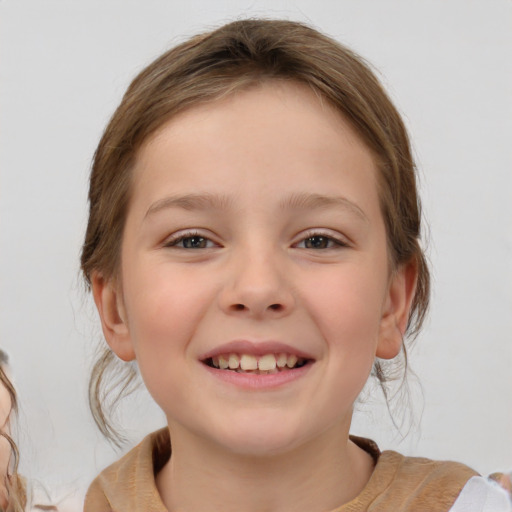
[145,192,368,222]
[279,192,368,222]
[145,193,233,218]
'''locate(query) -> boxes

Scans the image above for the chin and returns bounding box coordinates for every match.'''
[208,415,309,458]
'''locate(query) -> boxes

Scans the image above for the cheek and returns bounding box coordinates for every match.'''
[123,286,192,410]
[302,263,389,398]
[306,265,387,344]
[0,436,10,474]
[125,295,195,369]
[123,260,208,342]
[0,386,11,430]
[121,263,216,399]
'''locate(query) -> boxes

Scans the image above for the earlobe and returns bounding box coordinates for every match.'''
[376,261,418,360]
[91,272,135,362]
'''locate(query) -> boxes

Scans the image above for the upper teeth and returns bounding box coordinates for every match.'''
[258,354,276,371]
[210,353,303,371]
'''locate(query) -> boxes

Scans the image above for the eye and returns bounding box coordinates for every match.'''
[164,232,217,249]
[295,233,348,249]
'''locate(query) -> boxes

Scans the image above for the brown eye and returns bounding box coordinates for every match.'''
[180,236,209,249]
[303,236,334,249]
[295,232,349,250]
[165,233,216,249]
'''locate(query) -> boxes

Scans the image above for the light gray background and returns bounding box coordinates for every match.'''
[1,0,511,500]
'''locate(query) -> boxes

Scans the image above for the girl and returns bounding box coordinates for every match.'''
[0,350,27,512]
[0,351,79,512]
[81,19,511,512]
[1,351,81,512]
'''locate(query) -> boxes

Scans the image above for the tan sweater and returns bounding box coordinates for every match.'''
[85,429,477,512]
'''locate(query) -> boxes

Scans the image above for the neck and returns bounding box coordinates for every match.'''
[156,422,374,512]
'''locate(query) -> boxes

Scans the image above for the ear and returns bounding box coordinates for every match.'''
[91,272,135,362]
[376,260,418,359]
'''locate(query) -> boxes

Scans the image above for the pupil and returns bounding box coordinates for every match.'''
[184,236,206,248]
[306,236,328,249]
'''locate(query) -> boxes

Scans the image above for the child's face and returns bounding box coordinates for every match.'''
[94,81,413,456]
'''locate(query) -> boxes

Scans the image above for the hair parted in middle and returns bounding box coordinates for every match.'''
[81,18,430,444]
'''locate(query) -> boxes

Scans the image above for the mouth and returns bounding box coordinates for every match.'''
[203,352,311,375]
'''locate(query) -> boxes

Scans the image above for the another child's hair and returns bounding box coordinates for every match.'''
[81,18,430,443]
[0,350,26,512]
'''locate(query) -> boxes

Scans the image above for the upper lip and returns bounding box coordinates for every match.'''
[199,340,315,361]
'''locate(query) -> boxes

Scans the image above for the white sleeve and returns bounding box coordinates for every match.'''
[449,476,512,512]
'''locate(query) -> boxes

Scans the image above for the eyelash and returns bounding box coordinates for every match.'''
[163,230,349,250]
[294,231,349,250]
[163,231,218,249]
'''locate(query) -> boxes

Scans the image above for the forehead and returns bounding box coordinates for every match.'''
[134,80,378,190]
[129,81,381,225]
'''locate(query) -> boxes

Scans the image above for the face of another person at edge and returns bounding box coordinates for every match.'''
[94,81,414,458]
[0,366,12,509]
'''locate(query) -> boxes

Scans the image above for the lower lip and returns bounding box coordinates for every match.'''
[202,362,313,390]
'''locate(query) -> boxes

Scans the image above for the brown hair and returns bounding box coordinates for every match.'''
[0,350,26,512]
[81,18,430,443]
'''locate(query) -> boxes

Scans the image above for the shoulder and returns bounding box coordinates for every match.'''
[381,449,478,485]
[84,429,170,512]
[383,450,478,510]
[355,449,479,512]
[343,437,481,511]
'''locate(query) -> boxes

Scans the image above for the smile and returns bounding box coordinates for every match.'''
[205,353,309,374]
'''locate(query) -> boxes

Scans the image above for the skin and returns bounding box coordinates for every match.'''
[93,81,417,512]
[0,366,12,510]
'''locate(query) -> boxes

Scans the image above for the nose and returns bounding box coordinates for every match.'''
[218,249,295,319]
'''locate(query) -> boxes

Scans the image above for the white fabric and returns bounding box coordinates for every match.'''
[28,482,84,511]
[449,476,512,512]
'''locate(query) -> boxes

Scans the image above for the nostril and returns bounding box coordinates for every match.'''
[229,303,283,312]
